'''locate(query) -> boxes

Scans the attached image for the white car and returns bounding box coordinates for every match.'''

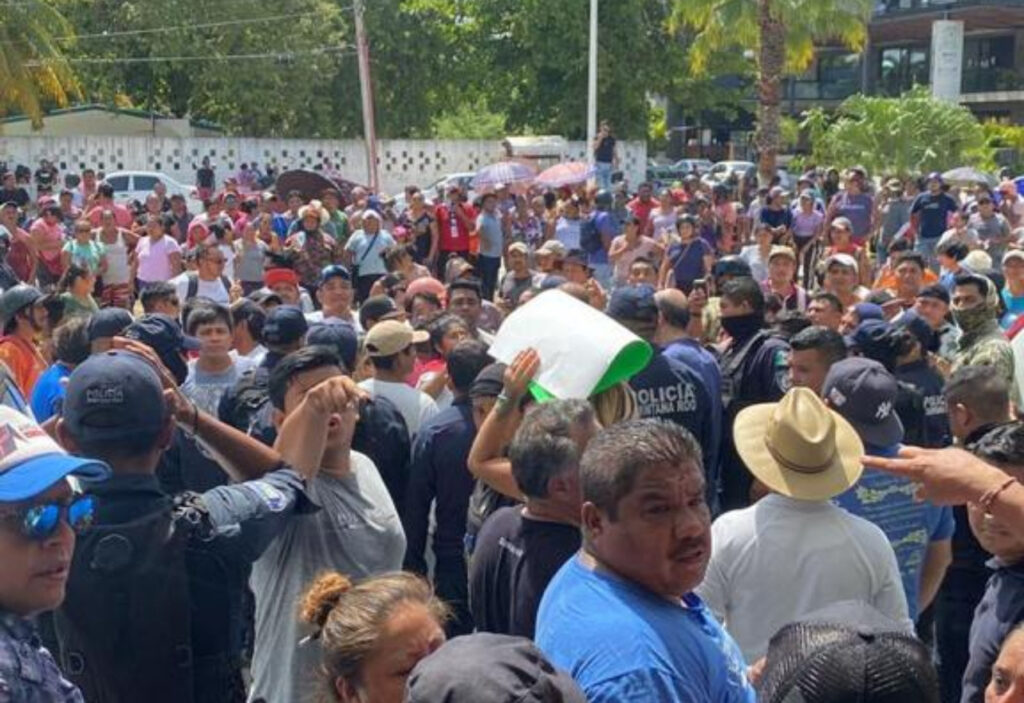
[101,171,204,212]
[392,172,478,215]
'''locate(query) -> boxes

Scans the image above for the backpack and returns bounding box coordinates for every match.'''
[186,271,231,301]
[579,212,604,253]
[50,494,243,703]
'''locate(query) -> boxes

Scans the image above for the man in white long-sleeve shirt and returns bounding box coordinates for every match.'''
[697,387,910,661]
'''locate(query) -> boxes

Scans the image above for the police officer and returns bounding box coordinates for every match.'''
[0,406,110,702]
[694,255,753,345]
[48,349,354,703]
[717,276,789,511]
[607,285,720,509]
[894,310,951,448]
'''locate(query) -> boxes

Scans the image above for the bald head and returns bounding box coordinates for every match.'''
[655,288,691,333]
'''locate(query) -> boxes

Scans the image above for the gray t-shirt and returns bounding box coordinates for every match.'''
[476,211,504,258]
[234,239,268,282]
[181,358,253,416]
[248,452,406,703]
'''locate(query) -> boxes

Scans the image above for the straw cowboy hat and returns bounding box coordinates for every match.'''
[734,387,864,501]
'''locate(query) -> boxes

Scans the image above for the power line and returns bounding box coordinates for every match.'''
[27,46,354,65]
[1,8,351,44]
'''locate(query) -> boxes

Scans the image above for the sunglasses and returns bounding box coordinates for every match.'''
[0,494,95,541]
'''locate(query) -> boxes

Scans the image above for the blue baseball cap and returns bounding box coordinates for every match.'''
[262,305,308,346]
[0,406,110,502]
[318,264,352,287]
[607,284,658,322]
[307,322,358,371]
[852,303,884,325]
[63,351,168,444]
[123,313,199,385]
[823,357,904,447]
[895,309,939,354]
[844,318,891,352]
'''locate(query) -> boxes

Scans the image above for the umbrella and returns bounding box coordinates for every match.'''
[274,169,366,207]
[941,166,997,188]
[535,161,596,189]
[470,161,536,190]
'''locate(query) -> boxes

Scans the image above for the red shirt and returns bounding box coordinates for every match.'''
[436,202,473,253]
[87,203,133,228]
[627,197,656,232]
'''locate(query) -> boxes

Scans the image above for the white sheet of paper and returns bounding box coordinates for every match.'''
[489,289,644,399]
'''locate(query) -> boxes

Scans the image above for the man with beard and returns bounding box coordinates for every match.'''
[536,420,754,702]
[717,277,789,511]
[950,273,1014,388]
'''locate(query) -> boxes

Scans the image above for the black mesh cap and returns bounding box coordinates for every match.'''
[758,602,939,703]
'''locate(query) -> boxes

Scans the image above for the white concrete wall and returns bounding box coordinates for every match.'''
[0,136,647,195]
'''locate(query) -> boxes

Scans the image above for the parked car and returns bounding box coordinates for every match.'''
[646,158,714,186]
[101,171,203,213]
[392,171,477,214]
[702,161,795,193]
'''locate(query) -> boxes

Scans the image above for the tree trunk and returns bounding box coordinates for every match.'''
[756,0,785,186]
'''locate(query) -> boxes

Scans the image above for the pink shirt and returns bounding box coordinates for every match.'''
[87,203,133,229]
[135,235,181,282]
[29,219,64,264]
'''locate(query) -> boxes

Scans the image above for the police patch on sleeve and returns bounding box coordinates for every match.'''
[248,481,287,512]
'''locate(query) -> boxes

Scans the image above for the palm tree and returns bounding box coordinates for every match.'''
[0,1,79,128]
[671,0,873,184]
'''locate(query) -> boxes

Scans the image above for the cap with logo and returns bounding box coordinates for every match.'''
[262,305,308,347]
[63,350,168,445]
[364,320,428,357]
[823,357,904,448]
[318,264,352,287]
[0,406,110,501]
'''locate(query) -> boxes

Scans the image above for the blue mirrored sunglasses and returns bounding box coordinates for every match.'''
[2,494,95,541]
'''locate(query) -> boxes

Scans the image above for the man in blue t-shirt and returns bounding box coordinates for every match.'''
[587,190,620,289]
[911,173,961,268]
[536,419,755,703]
[824,357,954,621]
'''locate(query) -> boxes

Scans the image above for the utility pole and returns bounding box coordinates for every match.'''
[586,0,598,165]
[354,0,379,192]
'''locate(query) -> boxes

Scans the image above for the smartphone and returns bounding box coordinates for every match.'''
[692,278,708,295]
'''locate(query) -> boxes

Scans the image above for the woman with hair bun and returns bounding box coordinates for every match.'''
[299,570,449,703]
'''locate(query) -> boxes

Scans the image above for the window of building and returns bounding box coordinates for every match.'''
[878,45,929,96]
[962,35,1017,92]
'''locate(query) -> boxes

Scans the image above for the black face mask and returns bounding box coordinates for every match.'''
[720,312,763,340]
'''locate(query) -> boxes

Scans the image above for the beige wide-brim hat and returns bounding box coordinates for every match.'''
[735,387,864,501]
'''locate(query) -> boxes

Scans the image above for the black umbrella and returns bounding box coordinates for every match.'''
[274,169,367,207]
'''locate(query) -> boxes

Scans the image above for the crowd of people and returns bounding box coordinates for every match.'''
[2,152,1024,703]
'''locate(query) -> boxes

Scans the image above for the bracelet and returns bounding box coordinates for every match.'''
[979,476,1017,514]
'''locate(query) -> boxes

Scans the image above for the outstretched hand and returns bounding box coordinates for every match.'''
[862,445,1006,505]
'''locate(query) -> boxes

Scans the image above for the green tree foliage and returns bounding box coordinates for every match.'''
[26,0,745,141]
[0,1,80,127]
[670,0,872,183]
[801,88,992,177]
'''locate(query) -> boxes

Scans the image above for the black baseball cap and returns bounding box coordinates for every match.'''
[916,284,950,306]
[63,351,168,442]
[823,357,904,447]
[318,264,352,287]
[895,309,939,354]
[469,362,507,400]
[87,307,134,342]
[404,633,586,703]
[307,322,358,371]
[359,295,399,330]
[262,305,308,346]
